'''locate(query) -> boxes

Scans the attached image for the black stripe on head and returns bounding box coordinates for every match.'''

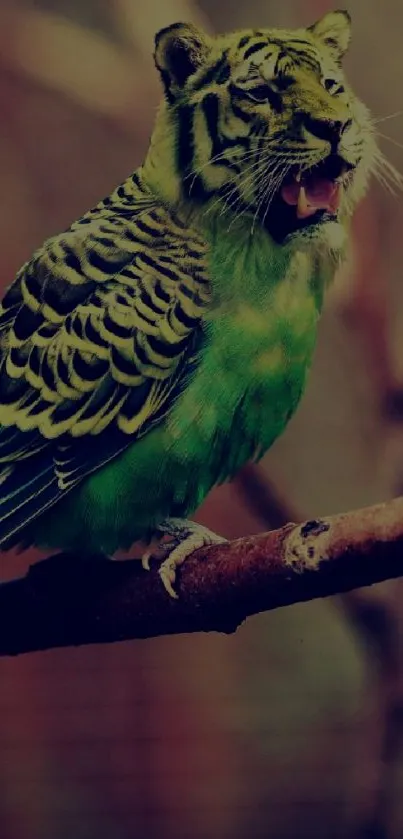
[286,37,318,51]
[270,38,321,73]
[201,92,221,156]
[216,62,231,85]
[229,80,283,115]
[243,41,269,59]
[248,84,283,112]
[211,155,241,174]
[159,70,176,104]
[231,101,253,123]
[177,103,195,176]
[193,53,230,90]
[202,92,249,153]
[288,50,321,74]
[179,90,249,202]
[177,99,214,202]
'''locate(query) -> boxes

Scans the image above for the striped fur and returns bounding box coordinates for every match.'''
[148,12,373,221]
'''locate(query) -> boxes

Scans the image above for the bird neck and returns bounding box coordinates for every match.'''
[139,102,343,311]
[141,101,184,207]
[202,210,340,316]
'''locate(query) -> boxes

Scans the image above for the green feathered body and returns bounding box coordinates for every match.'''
[0,13,375,556]
[33,214,322,553]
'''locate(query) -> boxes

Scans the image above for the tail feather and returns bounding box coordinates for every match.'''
[0,448,61,549]
[0,416,137,550]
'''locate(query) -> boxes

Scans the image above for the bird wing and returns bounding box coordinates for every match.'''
[0,200,210,544]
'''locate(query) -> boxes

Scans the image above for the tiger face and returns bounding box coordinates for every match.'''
[153,11,375,246]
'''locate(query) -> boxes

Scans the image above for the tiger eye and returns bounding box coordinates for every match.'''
[323,77,345,95]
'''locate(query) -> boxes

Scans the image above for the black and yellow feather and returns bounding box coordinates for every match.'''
[0,175,210,543]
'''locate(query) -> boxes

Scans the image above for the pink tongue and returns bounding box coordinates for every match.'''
[281,177,341,219]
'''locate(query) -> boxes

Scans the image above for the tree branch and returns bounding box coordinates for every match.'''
[2,496,403,657]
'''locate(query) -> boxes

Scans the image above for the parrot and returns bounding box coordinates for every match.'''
[0,11,377,596]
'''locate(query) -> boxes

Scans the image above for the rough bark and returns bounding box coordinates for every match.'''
[1,496,403,657]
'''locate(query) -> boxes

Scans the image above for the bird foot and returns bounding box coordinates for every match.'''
[141,518,227,599]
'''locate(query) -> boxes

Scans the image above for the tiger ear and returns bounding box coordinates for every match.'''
[154,23,211,99]
[308,9,351,60]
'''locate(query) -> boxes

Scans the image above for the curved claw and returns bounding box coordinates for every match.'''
[159,559,180,599]
[156,520,228,598]
[140,551,152,572]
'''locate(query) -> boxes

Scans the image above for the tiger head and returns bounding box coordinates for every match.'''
[147,10,375,248]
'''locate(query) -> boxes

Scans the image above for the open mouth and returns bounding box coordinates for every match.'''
[261,154,355,243]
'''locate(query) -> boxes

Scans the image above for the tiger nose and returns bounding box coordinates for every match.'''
[303,115,351,145]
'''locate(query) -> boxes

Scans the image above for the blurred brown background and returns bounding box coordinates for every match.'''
[0,1,403,837]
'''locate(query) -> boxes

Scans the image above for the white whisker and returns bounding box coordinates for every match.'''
[376,132,403,154]
[371,154,403,195]
[201,155,262,224]
[185,147,257,196]
[372,149,403,192]
[251,159,288,235]
[373,111,403,125]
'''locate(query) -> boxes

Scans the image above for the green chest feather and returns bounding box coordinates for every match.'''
[165,218,326,480]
